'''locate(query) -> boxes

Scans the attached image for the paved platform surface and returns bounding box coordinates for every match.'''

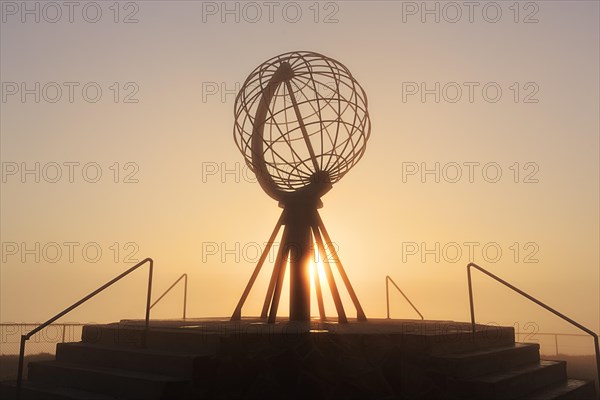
[116,317,511,336]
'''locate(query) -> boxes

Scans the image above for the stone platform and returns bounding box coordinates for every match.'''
[86,318,516,355]
[1,318,597,399]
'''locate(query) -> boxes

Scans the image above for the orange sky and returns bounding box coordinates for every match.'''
[1,1,598,350]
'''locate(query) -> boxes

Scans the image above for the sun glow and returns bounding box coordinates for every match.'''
[309,238,333,318]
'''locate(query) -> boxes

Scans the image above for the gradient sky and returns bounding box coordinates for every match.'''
[1,1,598,353]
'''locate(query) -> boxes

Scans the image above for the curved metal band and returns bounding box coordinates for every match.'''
[250,63,294,201]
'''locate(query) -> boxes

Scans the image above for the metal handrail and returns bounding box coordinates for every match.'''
[467,262,600,395]
[385,275,424,320]
[16,257,154,399]
[149,273,188,319]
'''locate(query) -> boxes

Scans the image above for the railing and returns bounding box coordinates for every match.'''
[515,331,591,356]
[16,258,154,400]
[467,262,600,395]
[385,275,424,320]
[149,273,188,319]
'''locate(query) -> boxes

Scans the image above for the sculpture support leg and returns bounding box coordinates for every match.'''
[260,216,288,319]
[263,227,290,320]
[232,211,285,321]
[267,243,288,323]
[312,221,347,323]
[316,212,367,321]
[311,228,327,321]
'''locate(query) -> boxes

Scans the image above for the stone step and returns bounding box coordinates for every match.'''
[392,326,516,356]
[81,323,221,353]
[27,361,189,400]
[0,380,117,400]
[447,360,567,400]
[524,379,597,400]
[56,342,201,378]
[431,342,540,378]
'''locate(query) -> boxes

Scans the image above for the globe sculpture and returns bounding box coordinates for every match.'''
[231,51,370,323]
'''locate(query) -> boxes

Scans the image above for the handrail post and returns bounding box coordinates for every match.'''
[467,264,476,334]
[386,276,390,319]
[143,259,154,347]
[16,335,26,399]
[595,335,600,396]
[183,274,188,320]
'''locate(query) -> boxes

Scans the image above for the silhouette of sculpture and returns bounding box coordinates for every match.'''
[231,51,370,323]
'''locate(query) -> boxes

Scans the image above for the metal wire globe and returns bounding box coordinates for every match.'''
[234,51,371,201]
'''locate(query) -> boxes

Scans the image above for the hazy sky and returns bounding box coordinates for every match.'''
[1,1,598,351]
